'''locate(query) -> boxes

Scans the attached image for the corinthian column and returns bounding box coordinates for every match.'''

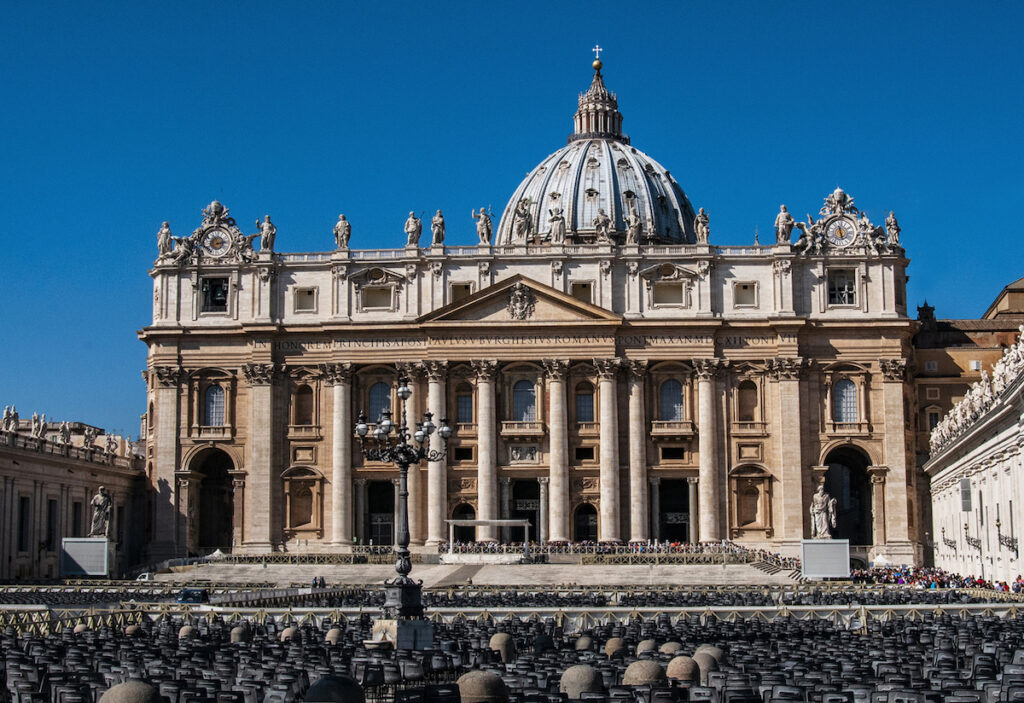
[693,358,723,542]
[471,360,499,541]
[323,363,353,546]
[424,360,448,547]
[243,362,279,552]
[625,359,648,542]
[595,358,622,542]
[543,359,569,542]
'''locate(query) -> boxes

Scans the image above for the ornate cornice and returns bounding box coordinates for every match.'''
[767,356,807,380]
[692,357,726,380]
[320,362,353,386]
[593,357,622,379]
[542,359,568,380]
[242,363,279,386]
[153,365,185,388]
[424,360,449,381]
[879,358,908,382]
[471,359,500,381]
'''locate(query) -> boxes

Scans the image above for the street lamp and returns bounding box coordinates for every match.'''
[355,377,450,644]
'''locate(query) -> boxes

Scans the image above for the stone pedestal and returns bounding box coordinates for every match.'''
[61,538,114,577]
[370,619,434,650]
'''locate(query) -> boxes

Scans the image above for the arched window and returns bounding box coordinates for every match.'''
[575,382,595,423]
[833,379,858,423]
[456,382,474,424]
[659,380,684,421]
[512,380,536,422]
[294,385,314,425]
[737,380,757,422]
[204,385,224,426]
[368,382,391,422]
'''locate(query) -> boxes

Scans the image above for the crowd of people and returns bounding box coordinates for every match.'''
[851,566,1024,593]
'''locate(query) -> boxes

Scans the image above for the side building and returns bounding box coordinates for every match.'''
[140,61,920,565]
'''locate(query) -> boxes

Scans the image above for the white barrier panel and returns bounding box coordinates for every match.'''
[801,539,850,579]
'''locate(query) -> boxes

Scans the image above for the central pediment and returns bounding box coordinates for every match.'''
[419,274,621,325]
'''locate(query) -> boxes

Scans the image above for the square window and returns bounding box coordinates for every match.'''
[652,282,684,306]
[924,360,938,372]
[969,360,982,371]
[294,287,317,312]
[362,287,392,309]
[734,282,756,307]
[450,283,473,302]
[926,387,939,400]
[453,446,473,462]
[201,278,229,313]
[574,446,595,462]
[827,269,857,306]
[570,282,592,303]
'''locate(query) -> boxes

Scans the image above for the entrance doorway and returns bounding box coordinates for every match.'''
[452,503,476,542]
[573,503,597,542]
[823,447,873,546]
[658,479,690,542]
[189,448,234,552]
[366,481,395,545]
[509,480,539,543]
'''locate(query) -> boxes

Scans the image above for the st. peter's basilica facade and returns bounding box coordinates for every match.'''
[141,59,919,564]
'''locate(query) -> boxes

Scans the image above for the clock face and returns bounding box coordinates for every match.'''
[202,229,231,257]
[826,219,856,247]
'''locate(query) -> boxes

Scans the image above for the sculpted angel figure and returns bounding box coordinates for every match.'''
[157,222,173,257]
[256,215,276,252]
[404,211,422,246]
[885,211,901,245]
[774,205,794,244]
[171,234,196,266]
[694,208,710,243]
[333,214,351,249]
[593,208,612,242]
[430,210,445,245]
[809,484,837,539]
[471,207,492,244]
[548,207,566,243]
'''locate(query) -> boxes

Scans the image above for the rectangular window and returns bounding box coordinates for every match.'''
[450,283,473,302]
[575,392,595,423]
[661,446,687,461]
[924,360,938,372]
[46,499,58,552]
[362,287,392,309]
[652,282,684,306]
[960,478,971,512]
[574,446,595,462]
[926,387,939,400]
[570,282,592,303]
[117,506,125,545]
[18,496,31,553]
[72,501,83,538]
[970,360,982,371]
[734,282,756,307]
[453,446,473,462]
[827,269,857,305]
[456,394,474,424]
[294,287,317,312]
[200,277,229,313]
[927,411,940,431]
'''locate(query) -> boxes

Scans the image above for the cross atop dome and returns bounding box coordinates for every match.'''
[571,50,627,144]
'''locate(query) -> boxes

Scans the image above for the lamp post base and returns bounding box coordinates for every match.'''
[370,618,435,650]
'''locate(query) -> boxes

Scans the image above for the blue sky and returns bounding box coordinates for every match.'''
[2,1,1022,437]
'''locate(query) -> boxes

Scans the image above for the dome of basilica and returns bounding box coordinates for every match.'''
[495,62,698,246]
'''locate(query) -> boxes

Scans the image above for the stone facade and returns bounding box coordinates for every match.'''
[140,62,920,564]
[925,323,1024,582]
[0,420,144,579]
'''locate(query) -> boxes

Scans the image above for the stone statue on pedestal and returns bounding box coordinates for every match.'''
[774,205,794,244]
[89,486,112,539]
[694,208,710,243]
[430,210,445,245]
[885,211,901,245]
[548,207,566,243]
[512,198,533,242]
[472,208,492,244]
[809,484,837,539]
[625,205,643,244]
[593,208,612,242]
[404,212,422,246]
[256,216,276,252]
[157,222,173,258]
[333,215,351,249]
[58,421,70,444]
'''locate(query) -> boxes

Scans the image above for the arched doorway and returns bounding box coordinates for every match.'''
[452,503,476,542]
[823,447,873,546]
[189,448,234,552]
[366,481,395,545]
[573,503,597,542]
[658,479,690,542]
